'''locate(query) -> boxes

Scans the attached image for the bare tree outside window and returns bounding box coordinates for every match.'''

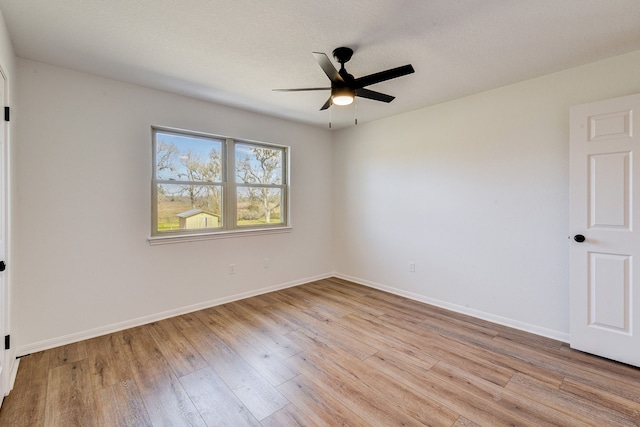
[155,133,223,231]
[236,145,284,225]
[152,128,288,237]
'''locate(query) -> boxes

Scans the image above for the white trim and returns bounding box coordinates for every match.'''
[16,271,570,356]
[334,273,571,343]
[0,65,9,400]
[6,357,18,394]
[148,226,292,245]
[16,272,332,356]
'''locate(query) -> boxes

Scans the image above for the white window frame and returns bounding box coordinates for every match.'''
[149,127,290,245]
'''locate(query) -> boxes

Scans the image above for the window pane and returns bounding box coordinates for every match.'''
[235,144,283,185]
[237,187,283,225]
[157,183,222,231]
[155,132,223,182]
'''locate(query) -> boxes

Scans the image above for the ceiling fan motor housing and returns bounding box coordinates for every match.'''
[332,47,353,65]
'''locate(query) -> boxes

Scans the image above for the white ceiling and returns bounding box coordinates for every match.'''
[1,1,639,129]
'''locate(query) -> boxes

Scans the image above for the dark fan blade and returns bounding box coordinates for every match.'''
[352,64,414,89]
[313,52,344,83]
[273,87,330,92]
[355,88,395,103]
[320,97,332,110]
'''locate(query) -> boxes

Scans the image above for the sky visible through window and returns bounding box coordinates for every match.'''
[155,132,278,181]
[155,131,222,182]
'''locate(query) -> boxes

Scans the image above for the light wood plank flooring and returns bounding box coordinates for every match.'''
[1,277,639,426]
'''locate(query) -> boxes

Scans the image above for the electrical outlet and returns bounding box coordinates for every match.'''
[229,264,236,274]
[409,262,416,273]
[263,258,270,268]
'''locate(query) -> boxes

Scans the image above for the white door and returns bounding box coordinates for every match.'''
[570,93,640,367]
[0,69,6,403]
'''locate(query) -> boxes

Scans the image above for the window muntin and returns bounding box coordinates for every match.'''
[152,128,288,237]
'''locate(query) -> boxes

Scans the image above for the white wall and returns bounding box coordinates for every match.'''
[12,43,640,354]
[333,50,640,340]
[14,59,333,354]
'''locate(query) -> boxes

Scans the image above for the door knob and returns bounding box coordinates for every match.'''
[574,234,586,243]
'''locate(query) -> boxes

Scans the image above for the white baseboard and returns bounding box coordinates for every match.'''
[334,273,570,343]
[7,357,19,393]
[16,271,570,357]
[17,272,333,356]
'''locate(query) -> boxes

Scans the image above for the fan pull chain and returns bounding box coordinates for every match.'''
[354,99,358,125]
[329,105,332,129]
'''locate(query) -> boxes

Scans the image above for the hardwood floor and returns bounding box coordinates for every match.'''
[1,277,639,426]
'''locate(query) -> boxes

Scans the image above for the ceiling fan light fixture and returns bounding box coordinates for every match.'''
[332,87,355,106]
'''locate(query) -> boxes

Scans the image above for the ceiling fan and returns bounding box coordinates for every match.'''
[274,47,415,110]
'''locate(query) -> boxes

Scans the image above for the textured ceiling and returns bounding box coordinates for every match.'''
[1,0,639,129]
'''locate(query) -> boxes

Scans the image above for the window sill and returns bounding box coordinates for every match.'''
[148,226,292,245]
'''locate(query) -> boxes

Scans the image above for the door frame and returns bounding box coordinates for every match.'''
[0,64,11,402]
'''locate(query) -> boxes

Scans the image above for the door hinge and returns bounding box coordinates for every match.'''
[4,106,9,122]
[4,335,9,350]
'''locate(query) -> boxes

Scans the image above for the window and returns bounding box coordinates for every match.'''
[151,128,288,240]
